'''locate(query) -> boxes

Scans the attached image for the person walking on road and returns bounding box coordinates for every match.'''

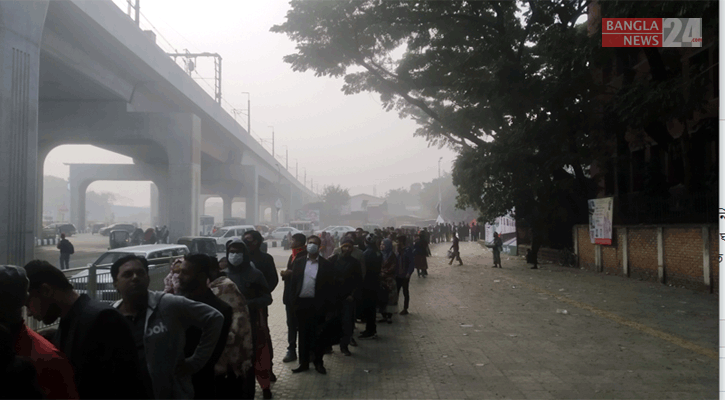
[413,234,429,277]
[56,234,74,271]
[491,232,504,268]
[24,259,147,399]
[359,234,382,339]
[448,233,463,265]
[378,238,398,323]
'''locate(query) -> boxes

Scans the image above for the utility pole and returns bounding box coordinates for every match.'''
[267,126,275,157]
[167,52,223,104]
[128,0,140,26]
[438,157,443,219]
[295,160,298,180]
[241,92,250,135]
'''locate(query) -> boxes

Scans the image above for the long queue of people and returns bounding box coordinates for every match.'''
[1,226,432,399]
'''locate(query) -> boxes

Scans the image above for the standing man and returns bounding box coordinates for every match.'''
[280,233,307,363]
[394,236,415,316]
[449,233,463,266]
[178,254,233,399]
[1,265,78,399]
[24,260,145,399]
[328,238,362,356]
[110,254,224,399]
[56,234,74,270]
[289,235,336,374]
[359,234,382,339]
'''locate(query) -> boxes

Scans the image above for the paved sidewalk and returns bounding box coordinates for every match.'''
[261,242,717,399]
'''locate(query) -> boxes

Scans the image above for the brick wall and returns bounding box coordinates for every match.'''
[577,226,596,271]
[575,224,717,293]
[663,227,703,291]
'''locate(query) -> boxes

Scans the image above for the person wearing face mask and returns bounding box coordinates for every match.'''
[224,239,274,398]
[288,235,335,374]
[327,238,362,356]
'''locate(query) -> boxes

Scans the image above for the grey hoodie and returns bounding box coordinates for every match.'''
[113,291,223,399]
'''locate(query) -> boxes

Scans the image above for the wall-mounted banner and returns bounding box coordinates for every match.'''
[588,197,613,245]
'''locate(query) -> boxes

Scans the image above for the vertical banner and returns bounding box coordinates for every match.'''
[484,211,517,256]
[588,197,614,245]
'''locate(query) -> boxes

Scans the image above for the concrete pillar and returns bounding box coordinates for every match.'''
[70,180,89,233]
[243,165,258,225]
[272,205,279,225]
[221,194,233,222]
[164,113,201,243]
[150,183,159,226]
[702,226,710,291]
[157,183,169,227]
[622,227,629,277]
[0,1,49,264]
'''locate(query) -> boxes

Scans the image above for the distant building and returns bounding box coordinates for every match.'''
[342,194,385,215]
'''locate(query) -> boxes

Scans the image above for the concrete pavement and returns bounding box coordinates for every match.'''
[261,241,717,399]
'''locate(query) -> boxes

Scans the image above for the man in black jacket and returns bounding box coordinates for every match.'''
[24,259,146,399]
[289,235,336,374]
[56,234,74,270]
[178,253,233,399]
[360,234,382,339]
[280,233,306,363]
[328,238,362,356]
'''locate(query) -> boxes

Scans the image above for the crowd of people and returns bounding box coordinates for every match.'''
[2,222,497,399]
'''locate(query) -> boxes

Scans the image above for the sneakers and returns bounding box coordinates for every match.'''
[399,309,409,315]
[282,350,297,363]
[359,331,377,339]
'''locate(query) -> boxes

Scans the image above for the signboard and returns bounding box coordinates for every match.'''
[602,18,702,48]
[295,209,320,223]
[484,211,517,256]
[275,199,283,209]
[588,197,613,245]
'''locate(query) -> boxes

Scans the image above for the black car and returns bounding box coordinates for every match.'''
[47,223,77,236]
[99,223,136,236]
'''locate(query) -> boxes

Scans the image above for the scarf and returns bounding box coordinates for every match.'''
[381,238,393,261]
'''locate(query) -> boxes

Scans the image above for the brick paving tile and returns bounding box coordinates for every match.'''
[256,240,716,399]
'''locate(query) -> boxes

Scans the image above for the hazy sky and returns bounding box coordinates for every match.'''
[44,0,458,208]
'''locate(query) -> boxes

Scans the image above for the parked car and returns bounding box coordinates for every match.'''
[41,225,57,240]
[314,226,338,235]
[99,223,136,236]
[91,223,106,234]
[177,236,218,257]
[212,225,256,252]
[46,223,77,237]
[327,226,356,238]
[70,244,190,302]
[267,226,302,240]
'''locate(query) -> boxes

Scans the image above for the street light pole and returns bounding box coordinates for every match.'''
[267,126,275,157]
[241,92,250,135]
[438,157,443,218]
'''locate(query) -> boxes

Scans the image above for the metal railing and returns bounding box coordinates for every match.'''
[25,256,179,332]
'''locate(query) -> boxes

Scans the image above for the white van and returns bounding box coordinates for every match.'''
[212,225,256,252]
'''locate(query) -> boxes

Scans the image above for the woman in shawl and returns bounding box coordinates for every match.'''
[378,238,398,323]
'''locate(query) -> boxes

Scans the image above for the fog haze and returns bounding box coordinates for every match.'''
[44,0,457,208]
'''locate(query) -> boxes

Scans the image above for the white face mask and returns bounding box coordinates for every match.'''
[228,253,244,267]
[306,243,319,255]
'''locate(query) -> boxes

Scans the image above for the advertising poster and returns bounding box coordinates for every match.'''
[484,211,517,256]
[588,197,613,245]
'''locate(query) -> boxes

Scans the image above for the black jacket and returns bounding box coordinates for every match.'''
[249,251,278,292]
[184,289,232,399]
[362,248,382,290]
[54,294,144,399]
[328,253,362,301]
[288,255,336,312]
[282,250,307,305]
[57,239,74,255]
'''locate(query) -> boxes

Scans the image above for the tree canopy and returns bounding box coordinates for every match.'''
[321,184,351,214]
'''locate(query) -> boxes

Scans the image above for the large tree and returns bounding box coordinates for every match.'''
[272,0,600,257]
[321,184,351,215]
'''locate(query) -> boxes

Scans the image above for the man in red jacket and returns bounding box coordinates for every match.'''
[0,265,78,399]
